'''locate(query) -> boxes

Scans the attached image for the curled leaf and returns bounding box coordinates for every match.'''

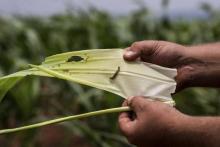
[0,49,177,134]
[0,49,176,103]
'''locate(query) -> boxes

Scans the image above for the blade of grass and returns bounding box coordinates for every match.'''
[0,106,131,134]
[0,100,174,134]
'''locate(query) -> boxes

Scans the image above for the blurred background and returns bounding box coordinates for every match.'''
[0,0,220,146]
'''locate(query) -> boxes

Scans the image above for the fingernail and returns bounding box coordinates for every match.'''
[124,50,136,57]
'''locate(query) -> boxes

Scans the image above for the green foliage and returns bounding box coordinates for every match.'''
[0,6,220,147]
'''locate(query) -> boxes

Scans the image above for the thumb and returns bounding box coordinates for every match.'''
[123,40,159,61]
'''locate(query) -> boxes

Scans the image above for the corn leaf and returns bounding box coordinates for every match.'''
[0,49,176,103]
[0,49,177,134]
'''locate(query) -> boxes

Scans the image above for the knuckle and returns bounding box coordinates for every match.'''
[118,114,127,124]
[152,40,161,51]
[130,96,147,112]
[177,65,196,89]
[128,97,139,108]
[122,100,128,107]
[130,96,144,104]
[128,97,135,105]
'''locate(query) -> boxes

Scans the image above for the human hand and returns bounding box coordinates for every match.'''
[123,40,220,91]
[118,96,219,147]
[118,96,188,147]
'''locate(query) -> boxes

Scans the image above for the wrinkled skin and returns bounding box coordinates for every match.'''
[118,96,220,147]
[118,40,220,147]
[118,97,187,147]
[123,40,220,91]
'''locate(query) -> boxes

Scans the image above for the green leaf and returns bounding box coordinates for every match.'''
[0,76,23,102]
[0,49,176,103]
[0,49,176,134]
[0,106,131,134]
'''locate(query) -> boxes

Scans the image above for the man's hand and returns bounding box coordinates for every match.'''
[118,96,187,147]
[119,41,220,146]
[123,40,220,91]
[118,97,220,147]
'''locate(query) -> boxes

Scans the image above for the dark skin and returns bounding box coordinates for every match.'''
[118,40,220,147]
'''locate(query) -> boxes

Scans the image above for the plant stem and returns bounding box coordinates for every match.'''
[0,106,131,135]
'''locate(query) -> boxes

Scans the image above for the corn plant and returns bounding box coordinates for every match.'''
[0,48,176,134]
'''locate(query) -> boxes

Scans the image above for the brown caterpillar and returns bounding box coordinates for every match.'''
[110,66,120,80]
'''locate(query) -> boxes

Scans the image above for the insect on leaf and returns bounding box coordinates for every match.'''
[110,66,120,80]
[0,49,177,103]
[0,49,177,134]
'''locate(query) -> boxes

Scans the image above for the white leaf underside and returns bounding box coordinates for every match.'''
[0,49,177,103]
